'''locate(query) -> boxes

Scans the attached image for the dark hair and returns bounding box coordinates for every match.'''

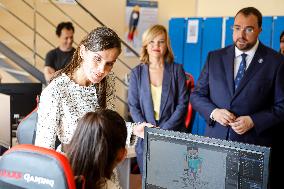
[52,27,121,80]
[235,7,262,28]
[56,22,74,37]
[67,109,127,189]
[280,31,284,41]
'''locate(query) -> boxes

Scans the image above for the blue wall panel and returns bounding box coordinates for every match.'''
[169,18,186,65]
[272,16,284,52]
[201,18,223,69]
[183,18,203,80]
[195,17,223,135]
[225,17,234,47]
[259,17,273,47]
[183,18,203,135]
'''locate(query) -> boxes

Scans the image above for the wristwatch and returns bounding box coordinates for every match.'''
[209,117,215,127]
[209,110,216,127]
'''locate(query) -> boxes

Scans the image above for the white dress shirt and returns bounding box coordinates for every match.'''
[234,39,259,79]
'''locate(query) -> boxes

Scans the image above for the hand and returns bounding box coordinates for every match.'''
[212,109,236,126]
[133,122,154,139]
[229,116,254,135]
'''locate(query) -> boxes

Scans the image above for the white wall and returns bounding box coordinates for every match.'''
[196,0,284,17]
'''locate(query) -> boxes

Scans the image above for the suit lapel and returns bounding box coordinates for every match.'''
[233,43,266,99]
[222,46,235,97]
[159,63,172,119]
[141,64,156,123]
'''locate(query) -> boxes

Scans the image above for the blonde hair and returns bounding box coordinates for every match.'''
[140,24,174,64]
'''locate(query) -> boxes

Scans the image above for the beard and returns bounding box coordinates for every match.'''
[234,38,256,51]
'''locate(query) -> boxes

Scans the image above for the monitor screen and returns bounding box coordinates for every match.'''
[0,94,10,149]
[0,83,42,147]
[142,128,270,189]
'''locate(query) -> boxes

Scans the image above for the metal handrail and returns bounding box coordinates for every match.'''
[117,96,127,106]
[116,75,128,87]
[0,3,55,48]
[0,25,45,61]
[48,0,89,34]
[21,0,133,72]
[21,0,79,47]
[47,0,133,71]
[0,41,45,83]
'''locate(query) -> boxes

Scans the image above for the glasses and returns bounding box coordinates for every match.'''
[231,25,254,35]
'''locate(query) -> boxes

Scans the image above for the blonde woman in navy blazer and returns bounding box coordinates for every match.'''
[128,25,189,173]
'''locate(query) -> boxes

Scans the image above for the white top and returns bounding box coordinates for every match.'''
[35,73,116,150]
[102,169,122,189]
[234,40,259,78]
[104,178,122,189]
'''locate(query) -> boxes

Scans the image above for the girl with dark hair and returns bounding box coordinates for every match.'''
[35,27,149,152]
[67,110,127,189]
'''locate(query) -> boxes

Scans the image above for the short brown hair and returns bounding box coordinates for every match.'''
[56,22,74,37]
[235,7,262,28]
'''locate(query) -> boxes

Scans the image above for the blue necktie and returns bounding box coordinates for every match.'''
[234,53,247,90]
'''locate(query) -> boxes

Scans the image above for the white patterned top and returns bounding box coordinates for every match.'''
[35,72,116,150]
[104,179,122,189]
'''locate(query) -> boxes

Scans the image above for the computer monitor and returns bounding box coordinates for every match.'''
[0,93,10,149]
[142,128,271,189]
[0,83,42,147]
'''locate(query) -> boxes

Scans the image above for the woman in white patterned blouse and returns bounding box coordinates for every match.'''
[35,27,149,152]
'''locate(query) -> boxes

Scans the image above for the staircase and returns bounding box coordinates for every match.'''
[0,0,140,117]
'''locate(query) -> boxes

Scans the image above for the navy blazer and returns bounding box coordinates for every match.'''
[190,42,284,147]
[128,62,189,130]
[128,62,189,172]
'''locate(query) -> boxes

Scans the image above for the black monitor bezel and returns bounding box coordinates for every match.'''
[142,127,271,189]
[0,83,42,95]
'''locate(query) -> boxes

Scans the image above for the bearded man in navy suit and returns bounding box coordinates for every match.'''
[190,7,284,188]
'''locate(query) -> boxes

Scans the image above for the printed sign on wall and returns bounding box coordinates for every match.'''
[125,0,158,56]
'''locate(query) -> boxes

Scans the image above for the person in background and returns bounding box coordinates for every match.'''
[44,22,75,82]
[128,24,189,173]
[280,31,284,55]
[35,27,150,153]
[190,7,284,188]
[67,110,127,189]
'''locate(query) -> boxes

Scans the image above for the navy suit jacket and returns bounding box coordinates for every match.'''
[190,42,284,147]
[128,62,189,171]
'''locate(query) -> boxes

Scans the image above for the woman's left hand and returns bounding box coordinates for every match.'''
[133,122,154,138]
